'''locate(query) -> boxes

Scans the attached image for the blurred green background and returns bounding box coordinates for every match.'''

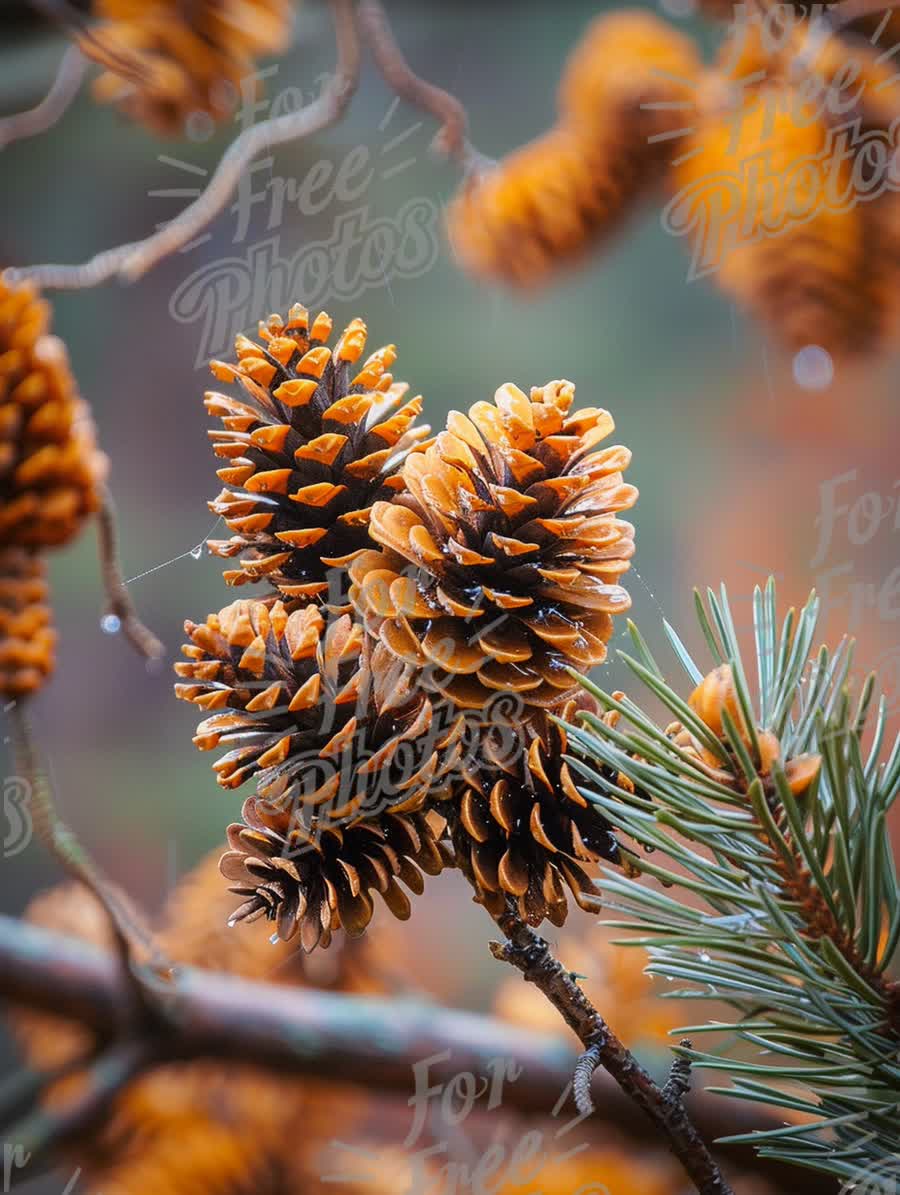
[0,0,898,1131]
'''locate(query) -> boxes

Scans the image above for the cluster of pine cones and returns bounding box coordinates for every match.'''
[176,302,637,949]
[448,6,900,358]
[0,279,106,703]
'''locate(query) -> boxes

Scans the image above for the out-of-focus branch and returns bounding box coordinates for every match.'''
[0,45,85,151]
[0,915,834,1193]
[6,0,361,289]
[358,0,470,163]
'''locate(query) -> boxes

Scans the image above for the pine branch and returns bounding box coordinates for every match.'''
[563,579,900,1187]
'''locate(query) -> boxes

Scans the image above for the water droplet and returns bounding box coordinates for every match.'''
[227,916,238,928]
[100,614,121,635]
[186,111,215,142]
[793,344,834,391]
[699,951,712,963]
[642,843,657,854]
[190,544,203,560]
[269,932,280,945]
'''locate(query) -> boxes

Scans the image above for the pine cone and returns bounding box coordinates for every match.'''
[446,12,700,291]
[671,82,891,355]
[447,128,634,289]
[205,304,429,606]
[221,797,446,950]
[0,548,56,699]
[83,0,293,136]
[0,280,106,549]
[558,10,701,148]
[349,380,636,711]
[450,697,619,928]
[175,598,465,815]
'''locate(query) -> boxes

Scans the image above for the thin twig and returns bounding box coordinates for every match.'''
[0,45,85,152]
[485,900,734,1195]
[358,0,470,163]
[5,0,361,291]
[572,1040,603,1116]
[96,485,165,663]
[7,702,169,987]
[664,1043,695,1105]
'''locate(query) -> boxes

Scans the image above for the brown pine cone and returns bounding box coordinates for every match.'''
[221,797,446,950]
[349,380,636,711]
[205,304,429,606]
[450,696,619,929]
[175,598,466,816]
[83,0,293,136]
[558,10,702,149]
[0,279,106,550]
[446,12,701,291]
[0,547,56,699]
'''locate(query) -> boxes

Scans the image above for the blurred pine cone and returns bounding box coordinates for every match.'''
[450,696,619,928]
[0,548,55,699]
[558,10,701,147]
[205,305,429,606]
[221,796,446,950]
[446,11,701,289]
[349,379,636,711]
[82,0,293,136]
[0,279,106,549]
[671,78,894,356]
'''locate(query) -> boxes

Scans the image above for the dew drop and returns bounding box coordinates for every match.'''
[699,951,712,963]
[186,111,215,142]
[269,932,280,945]
[190,544,203,560]
[792,344,834,391]
[100,613,121,635]
[227,916,238,928]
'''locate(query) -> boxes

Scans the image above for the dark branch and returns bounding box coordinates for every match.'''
[486,901,734,1195]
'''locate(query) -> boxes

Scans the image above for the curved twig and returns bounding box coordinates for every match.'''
[96,485,165,664]
[358,0,470,163]
[0,45,86,152]
[5,0,361,290]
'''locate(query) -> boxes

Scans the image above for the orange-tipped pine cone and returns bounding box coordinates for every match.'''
[175,598,466,813]
[0,548,56,699]
[558,10,702,148]
[349,380,636,711]
[205,304,429,606]
[450,697,619,928]
[221,796,446,950]
[82,0,292,136]
[0,279,106,549]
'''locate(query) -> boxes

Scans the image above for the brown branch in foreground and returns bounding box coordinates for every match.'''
[96,485,165,663]
[0,914,832,1193]
[0,45,86,151]
[4,0,361,290]
[486,901,734,1195]
[358,0,470,163]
